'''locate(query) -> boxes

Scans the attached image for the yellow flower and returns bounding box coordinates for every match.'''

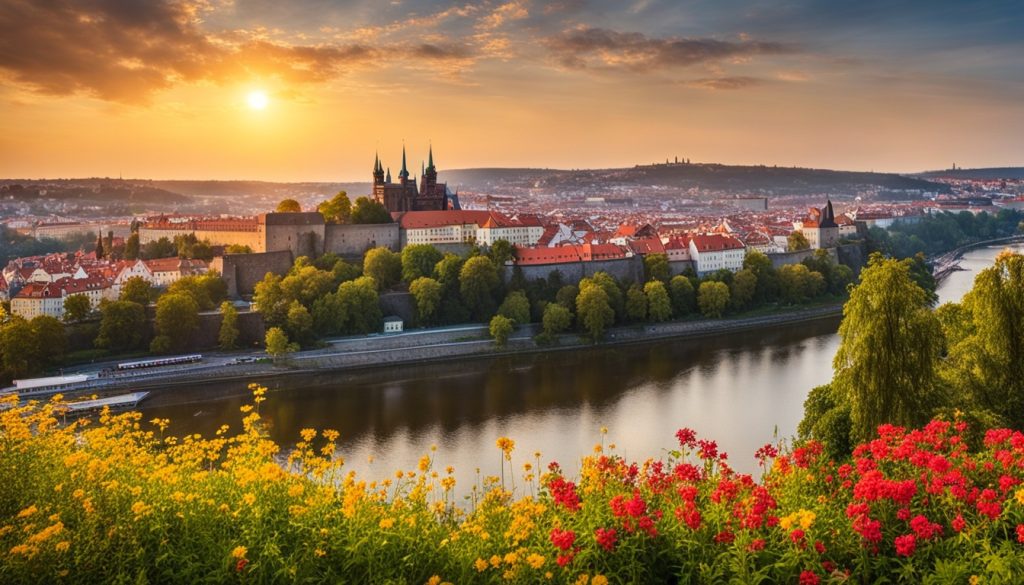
[315,548,326,557]
[242,493,256,506]
[496,437,515,459]
[418,455,431,473]
[575,574,590,585]
[969,576,980,585]
[131,501,151,518]
[55,541,70,553]
[475,558,489,572]
[379,518,395,529]
[526,553,545,569]
[426,577,441,585]
[1015,489,1024,506]
[490,555,502,568]
[300,428,317,442]
[288,484,305,498]
[17,505,38,519]
[592,576,609,585]
[232,546,248,559]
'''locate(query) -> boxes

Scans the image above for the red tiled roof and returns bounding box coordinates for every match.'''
[627,237,666,255]
[690,234,745,252]
[513,243,628,266]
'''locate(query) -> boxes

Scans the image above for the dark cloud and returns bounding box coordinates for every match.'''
[409,43,474,61]
[686,76,764,90]
[546,26,797,71]
[0,0,377,103]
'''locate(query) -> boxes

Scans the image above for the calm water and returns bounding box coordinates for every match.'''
[140,243,1019,492]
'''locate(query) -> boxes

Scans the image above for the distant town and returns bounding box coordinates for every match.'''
[3,151,1022,322]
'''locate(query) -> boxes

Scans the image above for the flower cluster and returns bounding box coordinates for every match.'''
[4,390,1024,583]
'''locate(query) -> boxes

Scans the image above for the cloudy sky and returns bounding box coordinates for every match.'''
[1,0,1021,180]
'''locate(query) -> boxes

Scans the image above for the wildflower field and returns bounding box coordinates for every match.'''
[4,386,1024,583]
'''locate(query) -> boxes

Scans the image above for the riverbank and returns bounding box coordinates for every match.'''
[106,302,843,407]
[930,234,1024,282]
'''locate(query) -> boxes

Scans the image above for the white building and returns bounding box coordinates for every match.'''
[10,276,114,319]
[397,210,545,248]
[688,234,746,276]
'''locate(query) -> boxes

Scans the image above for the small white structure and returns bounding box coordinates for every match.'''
[383,316,404,334]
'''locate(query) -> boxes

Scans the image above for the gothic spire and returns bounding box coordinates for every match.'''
[386,167,391,182]
[399,145,409,179]
[427,144,434,171]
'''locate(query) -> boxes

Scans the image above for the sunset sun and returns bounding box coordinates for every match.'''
[247,90,269,110]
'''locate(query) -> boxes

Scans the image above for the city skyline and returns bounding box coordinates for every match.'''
[1,0,1022,181]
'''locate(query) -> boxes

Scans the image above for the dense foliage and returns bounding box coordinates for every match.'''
[869,209,1023,260]
[801,250,1024,461]
[5,388,1024,582]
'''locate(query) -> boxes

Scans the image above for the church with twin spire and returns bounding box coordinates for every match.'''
[372,146,460,213]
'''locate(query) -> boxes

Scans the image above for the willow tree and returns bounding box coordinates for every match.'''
[944,250,1024,425]
[833,255,944,442]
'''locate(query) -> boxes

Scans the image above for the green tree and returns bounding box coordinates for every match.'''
[142,237,176,260]
[555,285,578,311]
[280,265,334,308]
[409,277,442,325]
[797,383,853,460]
[351,197,392,224]
[253,273,289,329]
[152,293,199,353]
[286,300,314,346]
[729,268,757,311]
[30,315,66,369]
[589,272,624,322]
[63,294,92,322]
[697,281,730,318]
[778,264,825,304]
[401,244,443,283]
[311,293,346,337]
[95,301,147,352]
[318,191,352,224]
[576,282,614,341]
[944,250,1024,425]
[625,284,648,322]
[644,280,671,322]
[265,327,297,363]
[336,277,382,334]
[276,198,302,212]
[489,315,514,347]
[225,244,253,254]
[0,318,35,379]
[497,290,531,325]
[218,301,239,350]
[743,250,779,303]
[363,247,402,290]
[643,254,670,283]
[124,232,140,260]
[669,275,696,317]
[459,256,500,320]
[832,255,944,443]
[488,239,514,267]
[787,230,810,252]
[542,303,572,337]
[119,276,152,306]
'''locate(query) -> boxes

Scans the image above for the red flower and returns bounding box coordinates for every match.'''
[814,541,826,554]
[952,514,966,532]
[790,529,806,546]
[714,530,734,544]
[548,476,581,512]
[550,528,576,551]
[798,570,820,585]
[894,534,916,557]
[235,558,248,573]
[748,538,766,552]
[595,527,617,552]
[1017,524,1024,544]
[909,514,942,540]
[675,428,697,449]
[556,552,575,567]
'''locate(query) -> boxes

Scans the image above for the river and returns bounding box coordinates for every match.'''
[139,243,1022,494]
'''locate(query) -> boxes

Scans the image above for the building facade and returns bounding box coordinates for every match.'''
[373,146,460,213]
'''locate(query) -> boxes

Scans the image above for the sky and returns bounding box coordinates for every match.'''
[0,0,1022,181]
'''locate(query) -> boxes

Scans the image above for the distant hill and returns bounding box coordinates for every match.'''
[440,163,950,195]
[917,167,1024,181]
[147,180,372,198]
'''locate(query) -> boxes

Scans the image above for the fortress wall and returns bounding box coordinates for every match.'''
[212,251,294,297]
[324,224,400,258]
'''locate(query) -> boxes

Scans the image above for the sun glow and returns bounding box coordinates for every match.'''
[247,90,269,110]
